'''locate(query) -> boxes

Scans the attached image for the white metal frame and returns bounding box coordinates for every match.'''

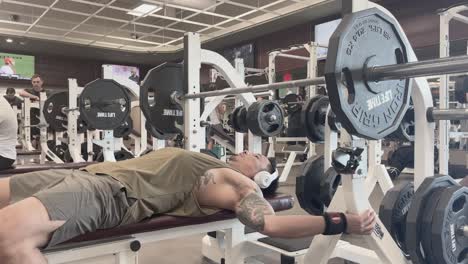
[102,65,148,157]
[438,4,468,174]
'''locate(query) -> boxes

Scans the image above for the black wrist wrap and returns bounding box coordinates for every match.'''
[322,212,347,235]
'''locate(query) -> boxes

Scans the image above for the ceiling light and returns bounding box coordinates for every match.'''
[5,38,13,43]
[127,4,162,17]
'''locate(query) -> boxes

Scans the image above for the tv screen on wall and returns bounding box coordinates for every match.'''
[0,52,35,80]
[314,19,341,58]
[104,64,140,84]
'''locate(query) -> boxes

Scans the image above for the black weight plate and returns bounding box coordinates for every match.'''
[282,93,302,113]
[327,110,342,132]
[302,95,329,142]
[325,8,411,140]
[431,186,468,264]
[97,149,135,162]
[421,187,448,264]
[43,91,68,132]
[405,175,458,264]
[81,142,102,161]
[140,63,183,135]
[387,105,414,142]
[246,101,284,137]
[320,167,341,207]
[301,96,321,140]
[296,155,325,215]
[378,181,414,257]
[454,75,468,104]
[77,116,88,134]
[30,107,40,136]
[114,116,133,138]
[145,120,175,140]
[79,79,131,130]
[229,106,248,133]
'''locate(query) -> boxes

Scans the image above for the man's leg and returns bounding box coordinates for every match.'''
[0,197,65,264]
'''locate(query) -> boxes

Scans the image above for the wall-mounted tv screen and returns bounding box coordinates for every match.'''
[314,19,341,58]
[222,43,255,68]
[0,52,35,80]
[104,64,140,84]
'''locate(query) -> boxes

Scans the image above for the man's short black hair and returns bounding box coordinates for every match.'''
[261,157,279,196]
[6,87,15,94]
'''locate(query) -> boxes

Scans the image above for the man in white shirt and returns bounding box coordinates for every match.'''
[0,96,17,169]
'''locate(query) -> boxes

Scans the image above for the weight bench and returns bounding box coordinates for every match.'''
[43,194,293,264]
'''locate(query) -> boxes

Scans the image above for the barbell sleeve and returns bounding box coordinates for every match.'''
[463,226,468,237]
[182,55,468,100]
[427,107,468,122]
[367,54,468,81]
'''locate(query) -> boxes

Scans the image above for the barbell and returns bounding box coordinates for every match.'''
[142,8,468,141]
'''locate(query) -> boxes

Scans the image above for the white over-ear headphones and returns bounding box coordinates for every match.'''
[254,169,279,189]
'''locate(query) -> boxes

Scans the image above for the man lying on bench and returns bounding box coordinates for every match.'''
[0,147,375,264]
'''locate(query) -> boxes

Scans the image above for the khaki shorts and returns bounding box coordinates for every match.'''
[9,169,130,248]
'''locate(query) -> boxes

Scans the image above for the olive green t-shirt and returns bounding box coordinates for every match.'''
[84,147,232,225]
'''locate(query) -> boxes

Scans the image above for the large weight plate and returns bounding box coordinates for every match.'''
[140,63,183,136]
[229,106,248,133]
[431,186,468,264]
[43,91,68,132]
[114,116,133,138]
[379,181,414,257]
[320,167,341,207]
[405,175,458,264]
[282,93,302,113]
[325,8,411,140]
[79,79,131,130]
[296,155,325,215]
[421,187,447,264]
[246,100,284,137]
[302,95,329,142]
[145,120,174,140]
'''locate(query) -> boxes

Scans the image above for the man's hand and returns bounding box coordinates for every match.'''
[345,210,376,235]
[31,95,40,101]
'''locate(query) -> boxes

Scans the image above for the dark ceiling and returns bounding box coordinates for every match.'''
[0,0,466,66]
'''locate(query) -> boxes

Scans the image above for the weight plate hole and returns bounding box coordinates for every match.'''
[394,48,404,64]
[452,195,465,213]
[342,67,355,104]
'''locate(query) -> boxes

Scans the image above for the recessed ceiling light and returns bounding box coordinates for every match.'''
[127,4,162,17]
[6,38,13,43]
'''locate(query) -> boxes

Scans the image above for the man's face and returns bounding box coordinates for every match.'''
[228,150,270,178]
[32,77,43,91]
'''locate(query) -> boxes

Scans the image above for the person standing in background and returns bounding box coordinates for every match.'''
[19,74,48,101]
[4,88,22,109]
[0,96,17,169]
